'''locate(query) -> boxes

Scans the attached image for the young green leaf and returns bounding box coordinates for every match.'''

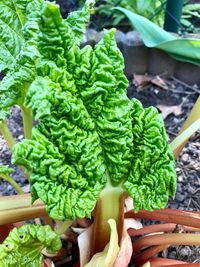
[65,0,95,45]
[0,224,61,267]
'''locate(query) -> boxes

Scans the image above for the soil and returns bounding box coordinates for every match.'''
[0,75,200,264]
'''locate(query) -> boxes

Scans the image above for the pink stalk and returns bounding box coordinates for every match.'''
[135,244,169,266]
[128,223,200,237]
[128,223,176,236]
[133,233,200,253]
[125,209,200,229]
[149,257,200,267]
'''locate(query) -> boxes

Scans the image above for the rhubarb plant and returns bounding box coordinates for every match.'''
[0,0,177,265]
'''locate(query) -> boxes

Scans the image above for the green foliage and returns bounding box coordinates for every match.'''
[182,3,200,33]
[0,165,14,177]
[0,0,42,111]
[0,0,27,72]
[80,0,165,30]
[11,1,176,220]
[117,8,200,66]
[0,109,10,122]
[0,224,61,267]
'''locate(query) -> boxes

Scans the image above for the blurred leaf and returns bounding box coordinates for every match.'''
[116,8,200,66]
[133,74,168,90]
[157,104,182,119]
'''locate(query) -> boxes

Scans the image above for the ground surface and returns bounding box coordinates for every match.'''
[128,75,200,264]
[0,76,199,264]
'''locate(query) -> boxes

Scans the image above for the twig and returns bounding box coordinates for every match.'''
[171,76,200,94]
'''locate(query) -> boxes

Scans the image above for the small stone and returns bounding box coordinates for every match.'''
[176,167,181,172]
[176,192,185,202]
[168,250,177,259]
[179,246,192,257]
[178,175,184,182]
[181,153,189,162]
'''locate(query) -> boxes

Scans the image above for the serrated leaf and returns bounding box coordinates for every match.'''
[0,224,61,267]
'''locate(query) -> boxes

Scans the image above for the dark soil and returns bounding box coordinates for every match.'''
[0,76,200,264]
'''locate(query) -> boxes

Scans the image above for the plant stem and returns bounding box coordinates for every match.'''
[43,215,54,230]
[135,244,169,266]
[128,223,176,237]
[1,174,24,194]
[149,257,196,267]
[172,95,200,159]
[0,120,16,149]
[55,220,73,236]
[90,184,124,257]
[0,204,47,225]
[125,208,200,228]
[133,233,200,253]
[20,105,33,139]
[0,193,43,211]
[129,223,200,237]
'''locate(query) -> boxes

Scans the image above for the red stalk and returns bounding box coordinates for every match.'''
[133,233,200,253]
[125,209,200,228]
[0,224,14,243]
[128,223,176,236]
[90,187,124,257]
[149,257,199,266]
[135,244,169,266]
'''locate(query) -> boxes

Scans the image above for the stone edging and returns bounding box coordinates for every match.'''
[82,29,200,85]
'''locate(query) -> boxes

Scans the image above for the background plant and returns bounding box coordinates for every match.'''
[181,2,200,34]
[79,0,165,30]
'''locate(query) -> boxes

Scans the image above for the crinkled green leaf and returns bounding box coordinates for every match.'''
[13,76,106,220]
[12,1,176,220]
[0,224,61,267]
[38,2,79,69]
[124,99,176,211]
[75,29,133,185]
[65,0,95,45]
